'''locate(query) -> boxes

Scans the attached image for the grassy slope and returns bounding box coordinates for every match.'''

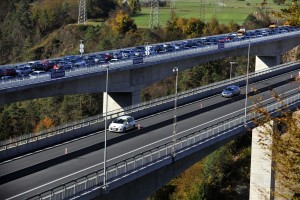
[133,0,288,28]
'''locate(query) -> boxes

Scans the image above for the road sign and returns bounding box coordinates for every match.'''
[80,44,84,49]
[218,43,225,49]
[79,48,84,53]
[133,57,143,65]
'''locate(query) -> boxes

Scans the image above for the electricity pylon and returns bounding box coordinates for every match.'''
[200,0,205,22]
[149,0,160,29]
[170,0,176,13]
[78,0,87,25]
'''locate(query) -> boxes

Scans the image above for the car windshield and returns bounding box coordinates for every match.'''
[225,87,235,91]
[113,118,126,124]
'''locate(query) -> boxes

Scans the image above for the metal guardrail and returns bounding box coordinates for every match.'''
[0,30,300,90]
[26,88,300,200]
[0,61,299,151]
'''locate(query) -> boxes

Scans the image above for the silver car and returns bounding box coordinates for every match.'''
[221,85,240,97]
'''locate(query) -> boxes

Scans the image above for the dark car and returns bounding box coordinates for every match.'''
[0,67,17,77]
[221,85,240,98]
[31,63,53,71]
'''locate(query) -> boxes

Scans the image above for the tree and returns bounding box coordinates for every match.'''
[280,4,300,26]
[34,116,55,132]
[183,18,205,38]
[202,18,221,36]
[268,0,300,26]
[250,90,300,199]
[163,15,185,41]
[87,0,117,19]
[108,10,137,35]
[118,0,141,15]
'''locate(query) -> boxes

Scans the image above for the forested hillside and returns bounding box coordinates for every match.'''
[0,0,299,198]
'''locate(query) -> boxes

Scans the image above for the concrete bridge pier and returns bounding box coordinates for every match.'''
[103,90,141,113]
[249,121,275,200]
[255,55,281,71]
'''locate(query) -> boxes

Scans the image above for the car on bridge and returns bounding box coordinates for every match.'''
[108,115,136,133]
[29,70,48,78]
[221,85,240,98]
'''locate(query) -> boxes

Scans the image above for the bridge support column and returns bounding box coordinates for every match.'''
[249,121,275,200]
[255,55,280,71]
[103,90,141,113]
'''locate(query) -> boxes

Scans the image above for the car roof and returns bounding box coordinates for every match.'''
[227,85,239,88]
[117,115,133,119]
[33,70,45,73]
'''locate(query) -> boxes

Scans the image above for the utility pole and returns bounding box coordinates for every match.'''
[78,0,87,25]
[149,0,160,29]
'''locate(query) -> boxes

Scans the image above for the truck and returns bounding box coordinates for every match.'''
[269,22,278,29]
[237,26,246,37]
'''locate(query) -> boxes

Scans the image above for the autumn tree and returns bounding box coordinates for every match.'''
[164,15,185,41]
[182,18,205,38]
[280,3,300,26]
[34,116,55,133]
[108,10,137,35]
[250,89,300,199]
[202,18,222,36]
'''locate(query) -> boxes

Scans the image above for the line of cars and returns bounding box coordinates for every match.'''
[1,26,299,82]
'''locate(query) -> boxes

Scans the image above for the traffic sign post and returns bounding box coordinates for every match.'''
[79,40,84,56]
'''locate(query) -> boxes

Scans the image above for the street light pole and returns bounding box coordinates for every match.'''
[244,41,250,127]
[172,67,178,161]
[230,61,236,81]
[103,65,109,188]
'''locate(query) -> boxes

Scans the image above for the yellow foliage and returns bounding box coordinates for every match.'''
[34,116,55,133]
[108,10,136,35]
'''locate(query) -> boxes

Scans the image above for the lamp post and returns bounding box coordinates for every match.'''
[103,65,109,188]
[172,67,178,160]
[229,61,236,81]
[244,41,250,127]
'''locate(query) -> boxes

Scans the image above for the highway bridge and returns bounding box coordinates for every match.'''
[0,63,299,200]
[0,29,300,112]
[0,29,299,199]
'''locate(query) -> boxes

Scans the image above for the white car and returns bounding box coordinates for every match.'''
[29,70,47,78]
[108,116,136,133]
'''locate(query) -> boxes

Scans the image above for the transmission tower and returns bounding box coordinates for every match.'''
[170,0,176,14]
[149,0,160,29]
[199,0,205,22]
[78,0,87,25]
